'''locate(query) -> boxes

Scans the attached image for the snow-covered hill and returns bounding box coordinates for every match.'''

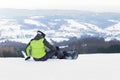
[104,22,120,41]
[0,9,120,43]
[0,54,120,80]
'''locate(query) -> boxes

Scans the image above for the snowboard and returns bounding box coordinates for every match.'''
[21,51,27,58]
[21,50,79,60]
[63,50,79,60]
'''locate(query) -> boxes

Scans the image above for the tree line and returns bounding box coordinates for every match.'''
[0,37,120,57]
[0,40,26,57]
[55,37,120,54]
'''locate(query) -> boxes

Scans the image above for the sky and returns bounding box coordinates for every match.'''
[0,0,120,12]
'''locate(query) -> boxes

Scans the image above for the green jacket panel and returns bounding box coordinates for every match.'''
[26,38,46,58]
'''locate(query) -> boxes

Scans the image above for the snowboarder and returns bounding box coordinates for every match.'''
[25,30,78,61]
[25,30,57,61]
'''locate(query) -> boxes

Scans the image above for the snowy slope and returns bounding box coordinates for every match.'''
[0,17,120,43]
[104,22,120,41]
[0,17,106,43]
[0,18,104,43]
[0,54,120,80]
[0,10,120,43]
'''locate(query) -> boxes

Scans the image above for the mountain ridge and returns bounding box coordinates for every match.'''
[0,9,120,43]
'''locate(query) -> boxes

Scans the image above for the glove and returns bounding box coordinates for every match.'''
[25,56,30,61]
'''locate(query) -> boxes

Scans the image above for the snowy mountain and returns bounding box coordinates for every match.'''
[0,9,120,43]
[104,22,120,41]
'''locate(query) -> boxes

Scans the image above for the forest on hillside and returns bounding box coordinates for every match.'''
[55,37,120,54]
[0,41,26,57]
[0,37,120,57]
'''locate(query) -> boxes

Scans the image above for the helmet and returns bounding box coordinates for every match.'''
[37,30,45,37]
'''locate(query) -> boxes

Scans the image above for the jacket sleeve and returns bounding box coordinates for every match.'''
[44,38,56,51]
[25,42,31,57]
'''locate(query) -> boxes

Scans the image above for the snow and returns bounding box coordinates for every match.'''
[30,16,45,19]
[103,22,120,41]
[1,17,120,43]
[108,19,119,23]
[51,37,69,42]
[0,53,120,80]
[105,22,120,31]
[24,19,47,27]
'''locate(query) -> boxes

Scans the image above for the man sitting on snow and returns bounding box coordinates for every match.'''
[25,30,78,61]
[25,30,57,61]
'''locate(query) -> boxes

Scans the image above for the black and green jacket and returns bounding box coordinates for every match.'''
[26,33,56,59]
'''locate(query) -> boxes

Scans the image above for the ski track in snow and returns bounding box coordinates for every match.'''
[0,53,120,80]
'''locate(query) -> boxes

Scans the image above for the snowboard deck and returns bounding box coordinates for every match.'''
[21,51,27,58]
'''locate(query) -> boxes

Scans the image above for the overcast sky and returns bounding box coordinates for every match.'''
[0,0,120,12]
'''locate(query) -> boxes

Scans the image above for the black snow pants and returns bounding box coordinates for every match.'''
[33,50,56,61]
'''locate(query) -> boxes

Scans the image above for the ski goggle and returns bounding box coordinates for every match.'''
[37,31,45,37]
[37,31,42,35]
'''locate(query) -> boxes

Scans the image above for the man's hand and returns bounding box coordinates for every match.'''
[25,56,30,61]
